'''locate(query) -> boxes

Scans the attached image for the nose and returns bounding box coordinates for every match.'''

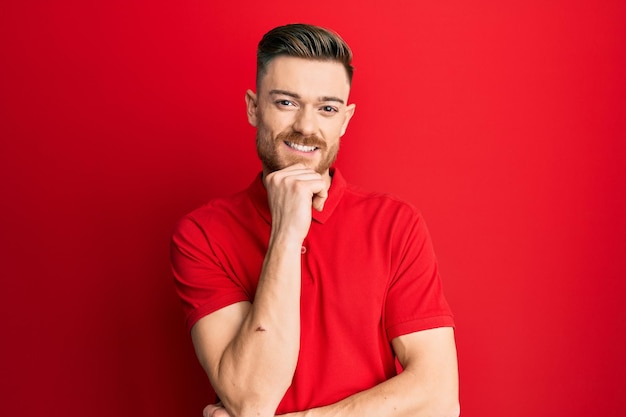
[292,106,318,136]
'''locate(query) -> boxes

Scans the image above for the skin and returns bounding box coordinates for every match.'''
[248,56,356,183]
[192,56,459,417]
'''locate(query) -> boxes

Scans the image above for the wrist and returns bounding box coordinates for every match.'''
[268,231,305,252]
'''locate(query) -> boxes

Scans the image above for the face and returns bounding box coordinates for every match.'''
[245,56,356,178]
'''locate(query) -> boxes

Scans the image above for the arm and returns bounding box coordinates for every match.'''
[287,327,459,417]
[191,165,329,417]
[204,327,459,417]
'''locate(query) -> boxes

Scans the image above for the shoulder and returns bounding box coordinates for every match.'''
[342,181,423,223]
[172,187,253,244]
[188,189,250,222]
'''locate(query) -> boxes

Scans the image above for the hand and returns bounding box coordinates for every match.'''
[264,164,329,242]
[202,403,305,417]
[203,402,231,417]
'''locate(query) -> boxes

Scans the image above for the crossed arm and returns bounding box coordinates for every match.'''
[196,321,459,417]
[283,327,459,417]
[190,165,459,417]
[191,165,327,417]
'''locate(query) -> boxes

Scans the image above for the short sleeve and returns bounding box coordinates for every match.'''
[170,214,250,331]
[385,211,454,340]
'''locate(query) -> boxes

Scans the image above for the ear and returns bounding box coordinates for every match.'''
[245,89,258,127]
[340,103,356,137]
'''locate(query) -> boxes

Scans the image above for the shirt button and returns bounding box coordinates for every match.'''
[301,246,307,254]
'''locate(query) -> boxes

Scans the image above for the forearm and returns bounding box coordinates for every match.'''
[292,368,458,417]
[194,166,330,417]
[213,239,302,417]
[287,328,459,417]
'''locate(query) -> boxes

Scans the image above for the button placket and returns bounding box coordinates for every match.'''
[300,239,314,283]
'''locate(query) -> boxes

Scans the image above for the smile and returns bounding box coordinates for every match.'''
[285,141,318,153]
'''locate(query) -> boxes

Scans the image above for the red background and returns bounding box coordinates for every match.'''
[1,1,625,416]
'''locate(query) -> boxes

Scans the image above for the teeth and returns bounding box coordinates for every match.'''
[286,142,317,152]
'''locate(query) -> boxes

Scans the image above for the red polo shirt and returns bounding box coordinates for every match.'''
[171,168,454,413]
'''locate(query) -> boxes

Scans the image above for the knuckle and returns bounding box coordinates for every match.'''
[293,180,308,193]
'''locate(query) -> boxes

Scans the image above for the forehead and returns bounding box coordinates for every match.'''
[259,56,351,100]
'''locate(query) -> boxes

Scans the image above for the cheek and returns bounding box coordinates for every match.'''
[259,104,290,124]
[260,113,291,135]
[320,119,345,140]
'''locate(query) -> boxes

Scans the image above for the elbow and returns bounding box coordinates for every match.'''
[432,401,460,417]
[418,398,459,417]
[227,404,277,417]
[445,402,461,417]
[218,386,287,417]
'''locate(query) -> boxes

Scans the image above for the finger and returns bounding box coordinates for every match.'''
[265,165,317,183]
[312,187,328,212]
[214,408,231,417]
[265,171,324,194]
[203,404,223,417]
[311,178,329,211]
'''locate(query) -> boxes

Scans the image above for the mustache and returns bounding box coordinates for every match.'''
[276,131,327,150]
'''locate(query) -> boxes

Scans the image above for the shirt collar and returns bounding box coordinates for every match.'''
[248,167,347,225]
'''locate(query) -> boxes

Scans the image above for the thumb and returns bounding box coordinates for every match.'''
[312,188,328,212]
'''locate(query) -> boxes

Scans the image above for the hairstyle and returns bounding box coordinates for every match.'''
[256,23,354,88]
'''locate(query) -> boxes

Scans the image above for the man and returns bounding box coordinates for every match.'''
[171,23,459,417]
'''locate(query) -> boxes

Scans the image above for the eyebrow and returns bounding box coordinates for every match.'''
[269,89,345,105]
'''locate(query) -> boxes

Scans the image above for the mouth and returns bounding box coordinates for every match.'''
[285,141,318,153]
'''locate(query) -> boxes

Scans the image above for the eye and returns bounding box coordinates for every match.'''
[321,105,338,113]
[275,99,295,107]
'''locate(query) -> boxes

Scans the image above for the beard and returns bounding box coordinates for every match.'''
[256,128,339,175]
